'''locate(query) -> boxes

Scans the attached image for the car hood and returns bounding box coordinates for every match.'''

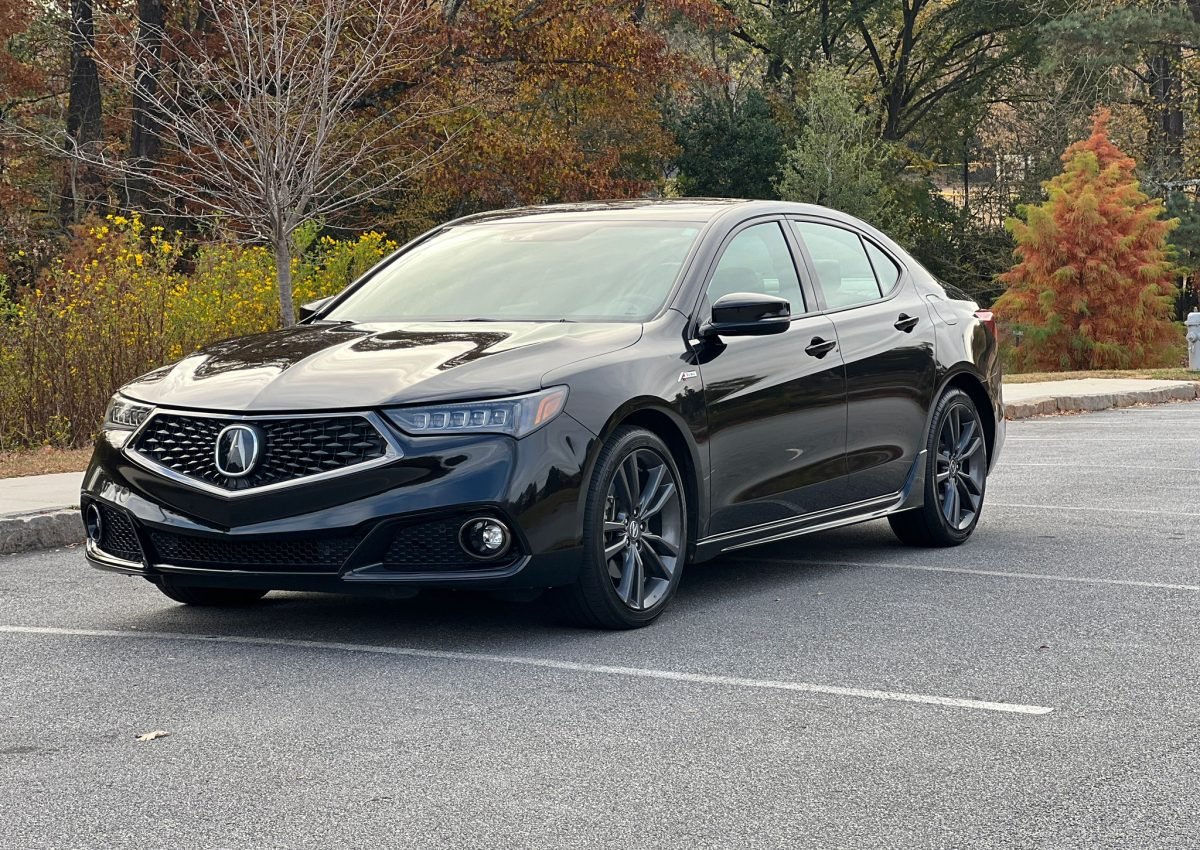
[120,321,642,411]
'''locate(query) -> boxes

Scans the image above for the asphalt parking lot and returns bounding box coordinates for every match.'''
[3,402,1199,849]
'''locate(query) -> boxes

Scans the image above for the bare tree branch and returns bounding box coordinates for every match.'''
[14,0,459,326]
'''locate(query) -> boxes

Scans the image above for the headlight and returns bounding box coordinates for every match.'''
[103,395,153,431]
[384,386,568,438]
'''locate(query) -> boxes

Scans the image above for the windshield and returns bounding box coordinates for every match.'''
[324,220,702,323]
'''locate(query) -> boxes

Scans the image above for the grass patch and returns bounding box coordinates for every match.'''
[0,447,92,478]
[1005,368,1200,384]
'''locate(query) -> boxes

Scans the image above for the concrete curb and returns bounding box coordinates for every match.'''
[1004,382,1200,420]
[1,509,83,556]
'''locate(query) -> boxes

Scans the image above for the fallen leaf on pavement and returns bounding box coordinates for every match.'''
[135,730,170,742]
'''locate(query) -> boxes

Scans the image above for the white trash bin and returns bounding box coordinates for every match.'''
[1188,311,1200,371]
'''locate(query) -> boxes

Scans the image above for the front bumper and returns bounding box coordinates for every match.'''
[82,413,598,593]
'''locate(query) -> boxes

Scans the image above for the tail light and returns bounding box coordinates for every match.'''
[974,310,996,336]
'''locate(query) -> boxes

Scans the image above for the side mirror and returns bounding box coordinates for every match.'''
[298,296,334,323]
[701,292,791,338]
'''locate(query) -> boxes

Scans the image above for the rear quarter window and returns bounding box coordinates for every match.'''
[864,241,902,294]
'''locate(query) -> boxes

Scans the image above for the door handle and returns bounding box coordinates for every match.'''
[894,313,919,333]
[805,337,837,358]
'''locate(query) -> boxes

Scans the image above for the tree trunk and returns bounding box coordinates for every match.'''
[1146,51,1184,182]
[127,0,165,215]
[764,0,788,85]
[818,0,831,61]
[60,0,104,225]
[275,235,296,327]
[961,139,970,215]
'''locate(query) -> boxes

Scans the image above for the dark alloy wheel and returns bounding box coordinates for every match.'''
[601,447,684,610]
[156,581,269,607]
[558,426,687,629]
[933,397,986,531]
[889,388,987,547]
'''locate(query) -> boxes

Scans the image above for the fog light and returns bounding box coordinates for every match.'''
[84,503,103,543]
[459,517,512,560]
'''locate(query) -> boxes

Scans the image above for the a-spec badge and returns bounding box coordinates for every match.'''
[678,370,699,382]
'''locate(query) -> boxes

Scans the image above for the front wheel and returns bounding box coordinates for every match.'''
[156,580,269,607]
[556,426,687,629]
[889,388,988,547]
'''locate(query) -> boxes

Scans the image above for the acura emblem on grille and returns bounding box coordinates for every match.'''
[214,424,262,478]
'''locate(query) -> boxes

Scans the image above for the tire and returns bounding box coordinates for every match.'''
[156,580,269,607]
[556,426,688,629]
[888,388,988,547]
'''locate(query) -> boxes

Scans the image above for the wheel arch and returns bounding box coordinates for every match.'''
[586,402,705,556]
[936,368,997,464]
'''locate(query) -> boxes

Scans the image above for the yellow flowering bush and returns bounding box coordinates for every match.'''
[0,215,397,448]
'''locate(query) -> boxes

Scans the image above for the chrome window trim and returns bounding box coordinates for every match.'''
[122,407,404,500]
[785,216,910,315]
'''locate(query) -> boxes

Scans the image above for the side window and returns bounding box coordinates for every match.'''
[707,222,805,315]
[791,221,882,309]
[865,241,902,294]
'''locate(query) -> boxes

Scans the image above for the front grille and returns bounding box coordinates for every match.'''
[148,530,361,572]
[383,516,519,572]
[95,504,143,562]
[133,413,389,491]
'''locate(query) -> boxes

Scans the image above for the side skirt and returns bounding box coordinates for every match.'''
[692,449,926,562]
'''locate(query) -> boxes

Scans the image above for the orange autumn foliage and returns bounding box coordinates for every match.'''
[400,0,729,229]
[0,0,46,268]
[0,0,41,97]
[994,109,1179,371]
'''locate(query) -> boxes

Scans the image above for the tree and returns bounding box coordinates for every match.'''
[81,0,450,326]
[396,0,723,226]
[1165,191,1200,315]
[775,65,897,231]
[994,109,1179,371]
[61,0,104,223]
[673,87,784,199]
[1039,1,1200,189]
[0,0,42,108]
[124,0,164,214]
[720,0,1059,142]
[0,0,57,293]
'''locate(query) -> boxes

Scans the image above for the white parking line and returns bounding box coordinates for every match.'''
[742,558,1200,593]
[1004,437,1200,442]
[989,502,1200,518]
[999,463,1198,471]
[0,625,1053,717]
[1013,419,1200,425]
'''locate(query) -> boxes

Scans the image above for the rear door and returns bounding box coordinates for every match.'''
[788,218,937,499]
[696,219,847,535]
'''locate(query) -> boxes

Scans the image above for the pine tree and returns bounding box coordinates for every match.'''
[995,109,1179,371]
[776,66,897,231]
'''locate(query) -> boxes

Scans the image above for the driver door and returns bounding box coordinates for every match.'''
[696,220,848,536]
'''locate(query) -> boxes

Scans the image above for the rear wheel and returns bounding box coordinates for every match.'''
[156,580,269,607]
[889,388,987,547]
[557,426,687,629]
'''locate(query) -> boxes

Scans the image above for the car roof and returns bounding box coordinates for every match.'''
[444,198,854,227]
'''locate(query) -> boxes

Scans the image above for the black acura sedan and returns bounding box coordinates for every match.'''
[83,199,1003,628]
